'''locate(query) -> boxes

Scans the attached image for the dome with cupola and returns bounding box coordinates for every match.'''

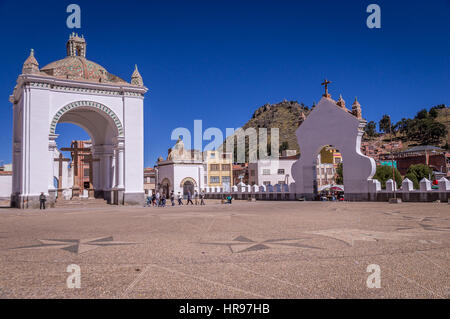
[26,33,144,86]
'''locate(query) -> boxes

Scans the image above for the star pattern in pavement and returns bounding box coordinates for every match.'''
[12,236,136,254]
[200,235,322,253]
[306,228,412,246]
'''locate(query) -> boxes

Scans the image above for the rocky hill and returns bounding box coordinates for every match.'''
[221,100,310,160]
[222,101,448,162]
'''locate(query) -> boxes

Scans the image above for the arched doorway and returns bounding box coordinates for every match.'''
[183,181,194,197]
[50,101,124,203]
[315,145,344,201]
[180,177,197,198]
[160,178,171,198]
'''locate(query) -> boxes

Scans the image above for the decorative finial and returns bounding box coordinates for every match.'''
[352,96,362,119]
[336,94,346,109]
[131,64,144,86]
[321,78,331,98]
[22,48,39,74]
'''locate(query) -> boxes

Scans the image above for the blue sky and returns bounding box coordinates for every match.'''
[0,0,448,167]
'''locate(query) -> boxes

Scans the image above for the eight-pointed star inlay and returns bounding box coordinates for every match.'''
[12,236,136,254]
[200,235,323,253]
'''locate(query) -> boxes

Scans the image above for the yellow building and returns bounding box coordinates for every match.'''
[319,146,342,167]
[203,151,233,187]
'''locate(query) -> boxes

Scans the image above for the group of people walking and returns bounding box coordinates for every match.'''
[146,190,205,207]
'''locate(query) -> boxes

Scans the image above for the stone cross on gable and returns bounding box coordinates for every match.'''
[321,79,331,98]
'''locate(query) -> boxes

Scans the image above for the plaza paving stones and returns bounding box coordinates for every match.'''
[0,201,449,298]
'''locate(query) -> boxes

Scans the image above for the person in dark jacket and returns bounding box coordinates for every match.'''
[170,191,175,206]
[39,192,46,210]
[186,191,194,205]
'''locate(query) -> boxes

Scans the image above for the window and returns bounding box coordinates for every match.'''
[150,177,155,183]
[204,176,207,184]
[210,176,220,183]
[327,168,333,175]
[262,169,270,175]
[210,152,216,159]
[221,164,230,171]
[83,168,89,177]
[251,170,255,176]
[210,164,220,171]
[222,176,230,183]
[277,169,285,175]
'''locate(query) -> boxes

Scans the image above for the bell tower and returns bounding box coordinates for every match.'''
[66,32,86,57]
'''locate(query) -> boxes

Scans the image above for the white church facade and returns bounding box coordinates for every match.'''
[10,33,147,208]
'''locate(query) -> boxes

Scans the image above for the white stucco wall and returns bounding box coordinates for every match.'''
[0,174,12,198]
[248,159,296,186]
[157,162,205,195]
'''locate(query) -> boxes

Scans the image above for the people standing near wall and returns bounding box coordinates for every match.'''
[200,191,205,205]
[39,192,46,210]
[151,193,156,207]
[170,190,175,206]
[194,190,199,205]
[161,194,166,207]
[155,191,160,207]
[177,192,183,205]
[186,190,194,205]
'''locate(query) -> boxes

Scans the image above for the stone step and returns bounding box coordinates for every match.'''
[54,198,109,208]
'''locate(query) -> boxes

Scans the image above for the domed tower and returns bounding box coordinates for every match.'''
[40,34,128,83]
[66,32,86,57]
[352,97,362,119]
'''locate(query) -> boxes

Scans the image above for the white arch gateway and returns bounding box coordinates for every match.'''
[10,34,147,208]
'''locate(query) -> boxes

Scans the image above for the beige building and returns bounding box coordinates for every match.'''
[203,151,233,189]
[143,167,156,195]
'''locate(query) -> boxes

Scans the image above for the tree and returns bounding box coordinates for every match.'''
[335,162,343,184]
[415,109,428,119]
[364,121,377,138]
[379,114,391,134]
[279,141,289,153]
[428,108,438,118]
[405,164,434,189]
[404,118,447,145]
[373,165,402,189]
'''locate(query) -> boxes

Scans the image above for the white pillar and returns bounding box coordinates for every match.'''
[111,149,116,188]
[117,147,124,189]
[103,154,111,190]
[48,134,58,191]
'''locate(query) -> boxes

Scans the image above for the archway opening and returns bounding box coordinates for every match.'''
[55,123,96,200]
[160,178,170,198]
[51,103,122,203]
[315,145,344,201]
[182,180,195,198]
